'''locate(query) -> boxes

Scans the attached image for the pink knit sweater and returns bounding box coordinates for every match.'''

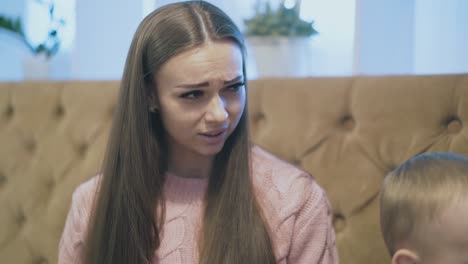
[58,146,338,263]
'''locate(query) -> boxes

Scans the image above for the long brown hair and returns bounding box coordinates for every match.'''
[84,1,275,263]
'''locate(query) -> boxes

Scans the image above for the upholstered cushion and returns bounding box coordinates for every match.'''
[0,82,117,263]
[248,74,468,263]
[1,73,467,263]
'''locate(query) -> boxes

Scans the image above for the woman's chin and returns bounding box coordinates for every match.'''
[196,143,226,157]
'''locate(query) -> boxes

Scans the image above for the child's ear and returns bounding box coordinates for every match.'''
[392,249,420,264]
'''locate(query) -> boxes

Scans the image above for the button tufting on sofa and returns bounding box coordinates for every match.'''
[332,212,346,233]
[2,75,468,264]
[292,159,301,166]
[447,118,462,133]
[45,178,55,191]
[253,112,266,123]
[76,143,89,158]
[24,139,37,153]
[251,112,267,131]
[0,81,122,264]
[32,256,48,264]
[340,115,355,131]
[4,104,14,119]
[16,210,26,225]
[108,105,116,118]
[387,164,397,172]
[53,104,65,119]
[0,172,6,188]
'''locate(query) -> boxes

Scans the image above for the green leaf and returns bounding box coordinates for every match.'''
[0,1,67,60]
[244,3,318,37]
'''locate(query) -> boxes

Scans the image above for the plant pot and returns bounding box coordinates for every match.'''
[246,36,312,78]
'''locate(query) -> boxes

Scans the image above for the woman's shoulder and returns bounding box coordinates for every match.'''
[59,176,100,262]
[251,145,308,180]
[251,145,333,260]
[69,175,100,220]
[73,175,100,200]
[251,145,325,213]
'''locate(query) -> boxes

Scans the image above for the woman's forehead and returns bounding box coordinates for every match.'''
[156,41,243,86]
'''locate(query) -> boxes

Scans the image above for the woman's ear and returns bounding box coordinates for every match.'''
[147,88,160,113]
[392,249,420,264]
[148,100,159,112]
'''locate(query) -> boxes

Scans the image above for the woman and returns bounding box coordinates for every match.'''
[58,1,338,263]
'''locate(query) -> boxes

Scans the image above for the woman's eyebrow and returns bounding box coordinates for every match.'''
[176,75,244,89]
[176,82,210,89]
[224,75,243,84]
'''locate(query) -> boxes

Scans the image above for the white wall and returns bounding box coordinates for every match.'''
[1,0,468,81]
[413,0,468,74]
[354,0,415,75]
[456,0,468,74]
[245,0,356,78]
[0,1,27,81]
[72,0,144,79]
[218,0,256,32]
[355,0,468,75]
[301,0,356,76]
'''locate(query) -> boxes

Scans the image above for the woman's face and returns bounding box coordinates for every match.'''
[154,40,246,158]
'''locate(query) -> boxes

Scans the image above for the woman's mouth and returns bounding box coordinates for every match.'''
[199,128,227,144]
[200,128,227,136]
[201,131,224,137]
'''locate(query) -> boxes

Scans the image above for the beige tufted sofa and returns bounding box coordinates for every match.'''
[1,73,468,264]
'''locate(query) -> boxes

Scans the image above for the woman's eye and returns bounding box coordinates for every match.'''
[226,82,245,92]
[180,90,204,99]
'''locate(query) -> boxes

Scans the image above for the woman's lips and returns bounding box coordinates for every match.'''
[200,128,227,137]
[199,128,227,144]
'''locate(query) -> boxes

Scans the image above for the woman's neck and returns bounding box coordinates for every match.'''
[167,148,214,179]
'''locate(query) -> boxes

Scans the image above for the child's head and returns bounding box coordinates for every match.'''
[380,152,468,264]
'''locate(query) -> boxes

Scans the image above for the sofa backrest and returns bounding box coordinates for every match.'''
[1,73,467,263]
[248,74,468,263]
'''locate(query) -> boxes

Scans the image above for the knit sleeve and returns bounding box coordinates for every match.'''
[288,182,339,264]
[58,184,89,264]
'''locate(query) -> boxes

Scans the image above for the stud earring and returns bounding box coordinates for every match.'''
[149,105,158,112]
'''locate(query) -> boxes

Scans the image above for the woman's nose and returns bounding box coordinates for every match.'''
[205,95,228,124]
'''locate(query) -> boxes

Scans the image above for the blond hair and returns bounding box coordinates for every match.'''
[380,152,468,255]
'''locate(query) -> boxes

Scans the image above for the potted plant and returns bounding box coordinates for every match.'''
[0,0,65,79]
[243,0,318,78]
[244,1,317,37]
